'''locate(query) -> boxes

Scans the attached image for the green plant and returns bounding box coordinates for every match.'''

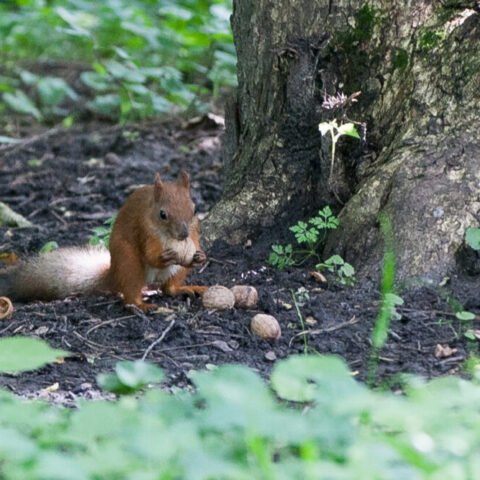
[419,29,445,51]
[465,227,480,250]
[39,241,59,253]
[89,215,116,247]
[268,244,295,270]
[3,352,480,478]
[97,361,164,395]
[369,214,401,384]
[316,254,356,286]
[318,120,360,180]
[464,354,480,379]
[0,337,68,374]
[0,0,235,124]
[269,206,355,286]
[456,310,476,321]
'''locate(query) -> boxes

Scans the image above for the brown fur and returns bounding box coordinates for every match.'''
[0,172,207,310]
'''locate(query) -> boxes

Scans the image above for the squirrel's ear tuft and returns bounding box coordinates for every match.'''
[154,173,163,200]
[178,170,190,189]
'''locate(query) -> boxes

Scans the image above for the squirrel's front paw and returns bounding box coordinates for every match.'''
[159,248,178,266]
[191,250,207,267]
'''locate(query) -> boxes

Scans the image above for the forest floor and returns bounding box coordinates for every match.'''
[0,119,479,405]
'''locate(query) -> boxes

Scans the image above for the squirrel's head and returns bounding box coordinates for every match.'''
[152,170,197,241]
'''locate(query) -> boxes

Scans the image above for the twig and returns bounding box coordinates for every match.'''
[397,306,463,318]
[0,321,17,335]
[0,127,62,153]
[289,315,359,346]
[85,315,136,336]
[199,260,209,273]
[141,319,176,361]
[438,355,465,365]
[128,304,152,322]
[50,209,68,226]
[208,257,237,266]
[72,330,115,351]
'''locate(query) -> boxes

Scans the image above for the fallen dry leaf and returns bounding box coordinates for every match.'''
[264,351,277,362]
[34,326,49,335]
[42,382,60,394]
[309,271,327,283]
[278,300,292,310]
[434,344,457,358]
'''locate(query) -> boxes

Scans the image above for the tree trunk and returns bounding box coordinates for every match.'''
[204,0,480,282]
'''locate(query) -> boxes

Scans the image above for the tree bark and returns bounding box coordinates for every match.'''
[204,0,480,282]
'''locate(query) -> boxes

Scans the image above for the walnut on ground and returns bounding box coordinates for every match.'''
[251,313,281,341]
[230,285,258,309]
[202,285,235,310]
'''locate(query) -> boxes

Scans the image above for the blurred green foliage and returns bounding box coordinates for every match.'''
[2,352,480,478]
[0,0,235,125]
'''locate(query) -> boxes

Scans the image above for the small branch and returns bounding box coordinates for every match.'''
[0,127,62,153]
[85,315,137,336]
[208,257,237,266]
[141,319,176,361]
[289,315,359,346]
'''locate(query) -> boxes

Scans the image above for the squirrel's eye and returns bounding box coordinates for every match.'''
[159,210,168,220]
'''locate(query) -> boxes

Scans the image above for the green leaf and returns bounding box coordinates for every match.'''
[37,77,78,106]
[97,361,164,395]
[116,361,164,386]
[158,5,194,21]
[384,292,404,306]
[0,337,69,374]
[80,71,112,92]
[0,428,38,463]
[341,262,355,277]
[55,7,97,35]
[336,122,361,139]
[465,227,480,251]
[19,70,38,86]
[32,451,88,480]
[104,60,146,83]
[271,244,283,255]
[3,90,41,119]
[464,329,477,340]
[40,241,59,253]
[271,355,356,402]
[321,205,333,217]
[325,254,344,265]
[456,310,476,321]
[86,94,121,116]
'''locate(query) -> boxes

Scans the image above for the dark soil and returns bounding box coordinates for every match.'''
[1,120,479,404]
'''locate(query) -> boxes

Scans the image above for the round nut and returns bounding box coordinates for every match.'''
[202,285,235,310]
[0,297,13,320]
[165,237,196,265]
[251,314,281,341]
[230,285,258,309]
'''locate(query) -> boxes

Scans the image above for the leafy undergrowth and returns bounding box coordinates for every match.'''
[1,338,480,479]
[1,121,480,478]
[0,0,234,127]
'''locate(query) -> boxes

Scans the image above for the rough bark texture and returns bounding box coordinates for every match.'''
[204,0,480,282]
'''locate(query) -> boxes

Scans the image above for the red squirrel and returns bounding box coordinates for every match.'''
[0,171,208,311]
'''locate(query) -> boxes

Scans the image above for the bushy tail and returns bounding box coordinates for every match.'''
[0,246,111,302]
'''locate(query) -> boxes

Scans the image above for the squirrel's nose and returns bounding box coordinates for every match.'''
[177,223,189,241]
